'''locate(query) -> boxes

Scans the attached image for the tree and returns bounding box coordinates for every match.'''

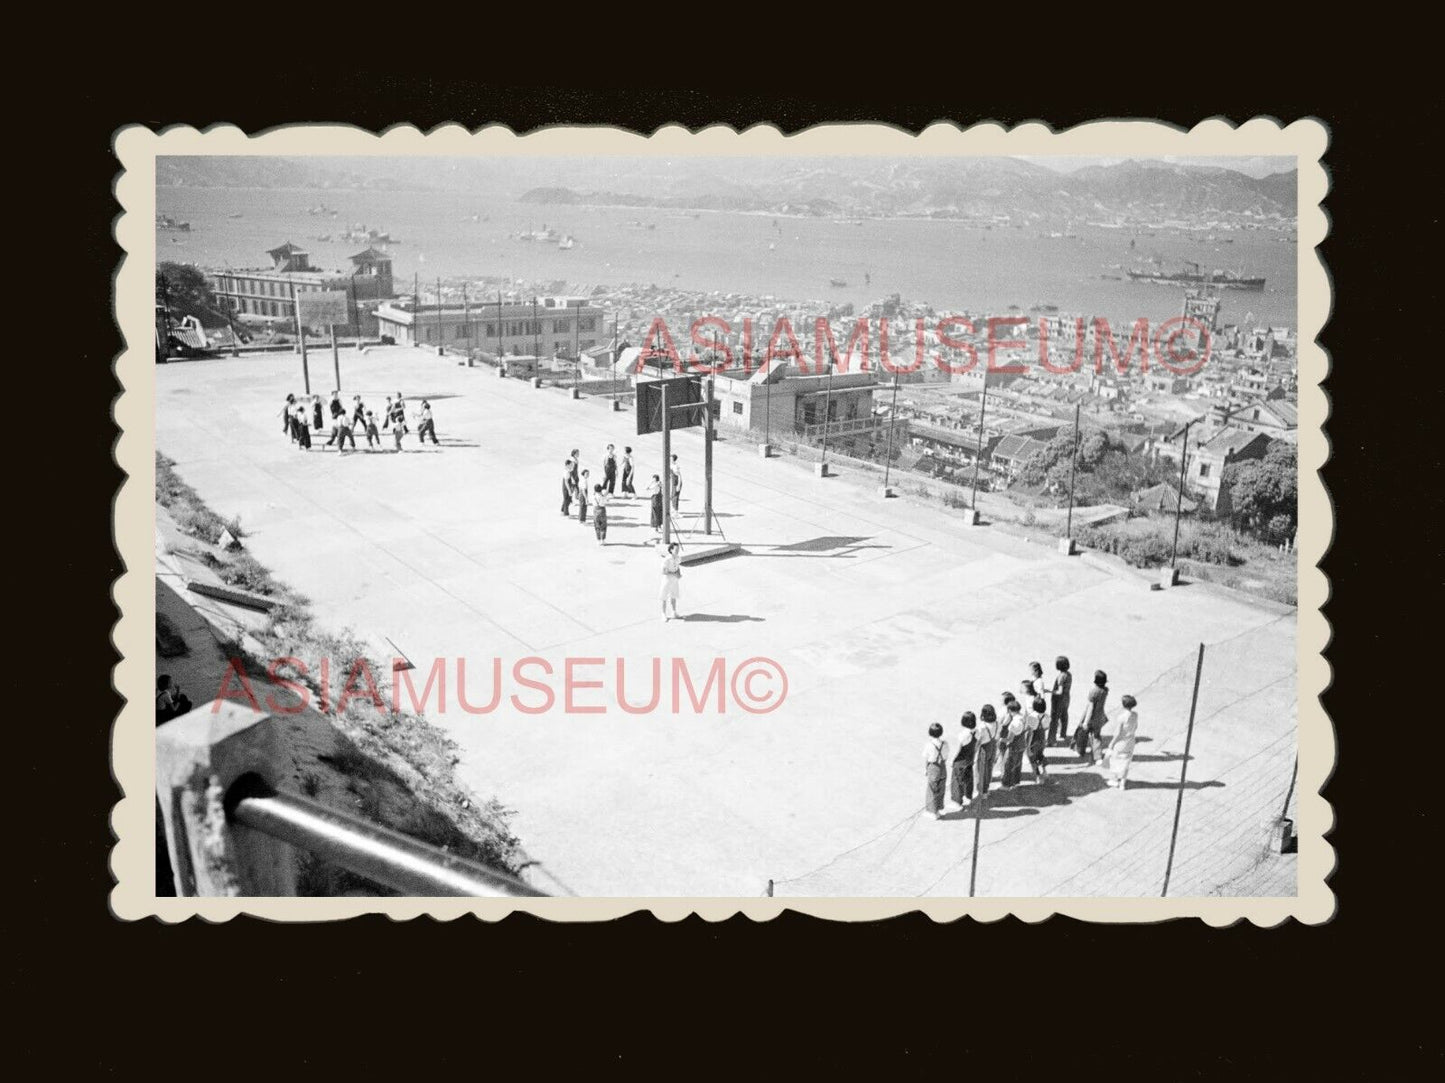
[1224,439,1297,541]
[1019,425,1169,504]
[156,262,223,326]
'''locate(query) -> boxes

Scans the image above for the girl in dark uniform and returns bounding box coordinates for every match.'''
[948,711,977,809]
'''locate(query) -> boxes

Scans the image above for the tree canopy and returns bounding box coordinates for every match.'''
[1018,425,1169,505]
[1223,439,1297,542]
[156,262,224,326]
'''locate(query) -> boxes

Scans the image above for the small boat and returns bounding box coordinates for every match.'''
[829,278,847,288]
[228,212,243,219]
[558,235,576,250]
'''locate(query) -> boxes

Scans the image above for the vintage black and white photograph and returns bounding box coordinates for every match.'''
[116,121,1330,917]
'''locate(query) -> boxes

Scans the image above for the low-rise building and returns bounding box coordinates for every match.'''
[1188,426,1272,514]
[210,243,396,333]
[374,297,607,355]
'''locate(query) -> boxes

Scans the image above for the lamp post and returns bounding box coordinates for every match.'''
[970,368,989,511]
[1165,419,1194,584]
[817,361,834,478]
[1065,402,1081,538]
[881,362,900,496]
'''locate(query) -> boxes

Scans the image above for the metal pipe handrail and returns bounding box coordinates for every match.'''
[224,774,546,898]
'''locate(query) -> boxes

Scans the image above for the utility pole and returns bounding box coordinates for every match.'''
[1170,419,1194,571]
[661,381,672,547]
[818,361,835,475]
[349,271,359,341]
[703,376,715,535]
[497,292,503,360]
[970,369,990,511]
[292,277,310,395]
[533,296,540,364]
[1065,402,1081,539]
[462,282,470,356]
[329,320,341,391]
[764,350,773,452]
[1162,642,1206,898]
[574,301,580,389]
[436,277,443,353]
[968,805,982,897]
[413,273,420,348]
[611,316,619,408]
[882,363,900,491]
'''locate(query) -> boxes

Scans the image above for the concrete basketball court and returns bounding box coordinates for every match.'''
[155,346,1298,897]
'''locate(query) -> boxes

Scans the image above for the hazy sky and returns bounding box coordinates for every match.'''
[1027,156,1294,178]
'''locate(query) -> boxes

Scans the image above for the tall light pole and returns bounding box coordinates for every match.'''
[970,368,990,511]
[881,362,900,493]
[1065,402,1081,540]
[818,361,835,476]
[1170,419,1194,571]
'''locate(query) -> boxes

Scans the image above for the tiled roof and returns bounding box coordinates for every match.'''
[992,434,1045,462]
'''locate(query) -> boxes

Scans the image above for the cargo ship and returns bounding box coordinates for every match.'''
[1126,260,1264,291]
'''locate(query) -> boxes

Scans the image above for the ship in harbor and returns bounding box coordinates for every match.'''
[1126,259,1265,291]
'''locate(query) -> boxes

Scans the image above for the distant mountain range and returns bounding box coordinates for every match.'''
[158,155,1295,220]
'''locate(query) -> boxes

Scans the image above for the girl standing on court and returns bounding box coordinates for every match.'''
[1025,696,1049,782]
[975,704,999,797]
[647,474,664,538]
[999,699,1027,788]
[592,484,609,544]
[1107,695,1139,789]
[658,541,682,620]
[1078,670,1110,765]
[948,711,977,810]
[923,723,948,820]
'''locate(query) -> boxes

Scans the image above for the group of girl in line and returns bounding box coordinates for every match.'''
[923,660,1141,819]
[281,391,436,453]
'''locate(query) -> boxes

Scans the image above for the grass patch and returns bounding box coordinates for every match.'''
[1078,515,1242,568]
[155,451,523,892]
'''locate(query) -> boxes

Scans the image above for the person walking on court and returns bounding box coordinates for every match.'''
[311,395,324,432]
[561,458,576,517]
[602,444,617,495]
[923,723,948,820]
[1048,656,1073,747]
[364,409,381,449]
[1106,695,1139,789]
[621,447,635,495]
[975,704,999,798]
[670,454,683,510]
[417,400,438,445]
[658,540,683,620]
[351,395,367,432]
[592,484,609,545]
[946,711,977,811]
[282,394,297,441]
